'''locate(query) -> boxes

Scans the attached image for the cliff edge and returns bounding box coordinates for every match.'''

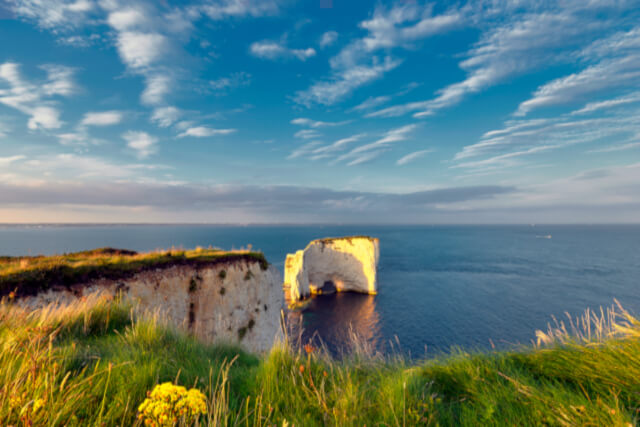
[284,236,379,302]
[2,248,284,353]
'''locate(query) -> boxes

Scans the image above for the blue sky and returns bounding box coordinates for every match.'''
[0,0,639,223]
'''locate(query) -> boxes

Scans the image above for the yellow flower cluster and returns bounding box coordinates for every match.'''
[137,382,207,427]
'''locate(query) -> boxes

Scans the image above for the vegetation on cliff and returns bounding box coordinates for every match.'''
[1,292,639,426]
[0,247,269,298]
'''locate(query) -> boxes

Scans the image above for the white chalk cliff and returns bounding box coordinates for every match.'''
[284,236,380,302]
[18,259,283,353]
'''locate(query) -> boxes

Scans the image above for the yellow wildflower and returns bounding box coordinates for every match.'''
[137,382,207,426]
[32,398,45,414]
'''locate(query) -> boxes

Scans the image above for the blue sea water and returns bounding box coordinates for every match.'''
[1,224,639,356]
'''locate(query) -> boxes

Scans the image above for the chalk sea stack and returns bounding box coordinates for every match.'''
[284,236,380,302]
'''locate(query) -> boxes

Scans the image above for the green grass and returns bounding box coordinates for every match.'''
[1,295,639,426]
[0,247,269,298]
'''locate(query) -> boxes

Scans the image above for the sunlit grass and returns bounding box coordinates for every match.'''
[0,295,639,425]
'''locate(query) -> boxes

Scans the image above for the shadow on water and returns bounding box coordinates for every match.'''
[287,292,383,356]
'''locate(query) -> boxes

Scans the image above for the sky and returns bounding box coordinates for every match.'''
[0,0,639,224]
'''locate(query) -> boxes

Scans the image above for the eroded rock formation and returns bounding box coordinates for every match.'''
[17,259,283,353]
[284,236,379,302]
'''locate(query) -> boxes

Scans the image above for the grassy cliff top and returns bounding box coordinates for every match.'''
[0,247,269,297]
[310,235,379,246]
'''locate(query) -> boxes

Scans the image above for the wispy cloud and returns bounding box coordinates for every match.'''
[287,141,323,159]
[452,105,640,173]
[588,140,640,153]
[312,133,367,155]
[10,0,93,30]
[333,124,417,166]
[397,149,432,165]
[570,92,640,115]
[209,72,251,92]
[346,150,385,166]
[515,27,640,116]
[293,129,322,139]
[319,30,338,48]
[295,2,461,106]
[295,57,401,106]
[290,118,350,128]
[177,126,236,138]
[250,40,316,61]
[369,2,633,118]
[350,95,391,112]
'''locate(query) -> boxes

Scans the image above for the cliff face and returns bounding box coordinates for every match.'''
[284,236,379,302]
[18,260,283,353]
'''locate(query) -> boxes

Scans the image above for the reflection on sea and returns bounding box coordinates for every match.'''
[286,292,382,355]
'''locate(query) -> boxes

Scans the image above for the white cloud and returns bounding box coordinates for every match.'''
[27,106,63,130]
[123,131,158,158]
[249,40,316,61]
[107,7,149,31]
[115,31,169,69]
[177,126,236,138]
[151,106,181,127]
[81,110,123,126]
[101,4,176,107]
[0,62,77,130]
[290,118,350,128]
[319,31,338,48]
[397,149,432,165]
[13,0,283,112]
[140,74,171,106]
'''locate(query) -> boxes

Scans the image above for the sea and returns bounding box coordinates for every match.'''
[1,224,639,356]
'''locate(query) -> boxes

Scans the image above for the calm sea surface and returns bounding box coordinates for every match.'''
[1,224,639,356]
